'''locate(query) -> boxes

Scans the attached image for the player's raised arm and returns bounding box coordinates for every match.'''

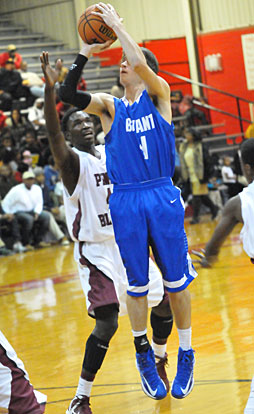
[41,51,79,194]
[58,41,114,119]
[94,3,171,104]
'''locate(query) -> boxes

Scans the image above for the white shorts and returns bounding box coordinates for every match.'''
[74,239,165,316]
[0,331,47,413]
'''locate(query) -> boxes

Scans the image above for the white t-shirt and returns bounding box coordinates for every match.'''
[2,183,43,215]
[239,180,254,259]
[222,165,236,183]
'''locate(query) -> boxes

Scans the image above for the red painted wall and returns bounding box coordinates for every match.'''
[197,27,254,137]
[98,27,254,139]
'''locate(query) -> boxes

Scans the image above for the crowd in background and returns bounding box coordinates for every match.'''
[0,44,249,256]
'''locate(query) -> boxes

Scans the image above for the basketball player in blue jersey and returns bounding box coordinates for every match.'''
[59,2,197,400]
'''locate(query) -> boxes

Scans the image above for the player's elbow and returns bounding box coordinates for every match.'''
[58,84,74,104]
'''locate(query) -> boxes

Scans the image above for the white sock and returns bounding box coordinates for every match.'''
[177,327,192,351]
[132,328,147,337]
[151,339,167,359]
[76,377,93,398]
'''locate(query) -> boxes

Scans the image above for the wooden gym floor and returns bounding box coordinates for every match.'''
[0,218,253,414]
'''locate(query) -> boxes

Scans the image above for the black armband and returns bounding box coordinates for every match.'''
[58,53,92,110]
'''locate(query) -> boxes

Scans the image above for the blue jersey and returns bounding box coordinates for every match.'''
[104,90,175,184]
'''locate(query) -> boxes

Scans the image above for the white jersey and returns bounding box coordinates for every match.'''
[63,145,114,243]
[239,180,254,259]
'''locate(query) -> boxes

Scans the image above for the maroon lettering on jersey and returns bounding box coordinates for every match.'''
[94,172,110,187]
[98,213,112,227]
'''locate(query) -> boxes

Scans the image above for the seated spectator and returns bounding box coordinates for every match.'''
[22,149,34,168]
[170,90,183,118]
[179,94,209,128]
[0,44,22,69]
[0,203,27,253]
[207,176,223,213]
[0,164,17,199]
[0,236,13,256]
[14,160,28,183]
[221,156,244,199]
[33,167,69,245]
[20,61,45,98]
[19,129,41,161]
[0,130,18,171]
[5,108,32,144]
[27,98,46,134]
[1,170,50,249]
[55,58,68,84]
[44,156,59,206]
[0,59,26,111]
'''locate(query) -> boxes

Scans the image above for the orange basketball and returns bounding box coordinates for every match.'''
[78,5,117,45]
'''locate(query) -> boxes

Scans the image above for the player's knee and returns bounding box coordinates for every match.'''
[93,305,119,342]
[150,308,173,340]
[152,295,173,318]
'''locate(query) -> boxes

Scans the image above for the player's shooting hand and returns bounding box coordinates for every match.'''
[190,249,215,268]
[93,3,122,29]
[80,40,113,57]
[40,51,59,88]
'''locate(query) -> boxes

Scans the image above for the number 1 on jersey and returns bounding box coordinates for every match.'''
[139,135,149,160]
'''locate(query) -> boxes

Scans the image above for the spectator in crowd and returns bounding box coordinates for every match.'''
[170,90,183,118]
[5,108,32,144]
[221,156,245,199]
[245,122,254,139]
[0,59,27,111]
[55,58,68,84]
[0,202,27,253]
[0,110,7,130]
[28,98,46,133]
[207,176,223,213]
[44,155,59,206]
[1,170,50,249]
[19,129,41,160]
[179,127,218,224]
[0,44,23,69]
[0,130,18,171]
[179,95,208,128]
[14,160,29,183]
[0,236,13,256]
[0,164,17,199]
[21,149,34,171]
[20,60,45,98]
[33,167,69,245]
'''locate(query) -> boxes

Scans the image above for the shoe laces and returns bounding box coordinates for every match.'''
[177,350,194,381]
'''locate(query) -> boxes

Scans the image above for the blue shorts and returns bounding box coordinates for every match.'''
[109,177,197,296]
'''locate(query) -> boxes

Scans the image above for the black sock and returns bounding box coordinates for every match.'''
[134,334,150,353]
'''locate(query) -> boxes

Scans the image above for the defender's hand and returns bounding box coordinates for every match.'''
[191,249,216,268]
[40,51,59,88]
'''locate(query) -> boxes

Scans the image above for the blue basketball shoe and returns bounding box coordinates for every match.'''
[171,347,195,399]
[136,347,167,400]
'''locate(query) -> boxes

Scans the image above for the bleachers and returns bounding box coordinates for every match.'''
[0,17,119,95]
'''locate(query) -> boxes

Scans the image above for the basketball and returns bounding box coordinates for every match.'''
[78,5,117,45]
